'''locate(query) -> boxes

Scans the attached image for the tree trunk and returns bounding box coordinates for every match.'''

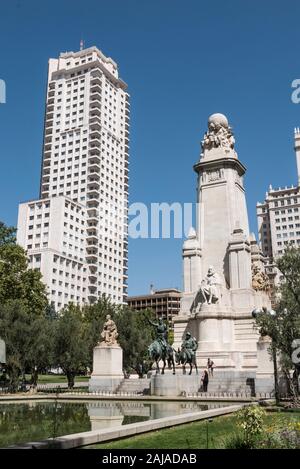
[31,367,38,387]
[67,372,75,389]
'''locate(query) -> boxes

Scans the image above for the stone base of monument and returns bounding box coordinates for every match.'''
[89,345,123,392]
[150,373,200,397]
[204,370,256,394]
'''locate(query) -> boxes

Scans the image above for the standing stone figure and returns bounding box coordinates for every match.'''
[100,314,119,346]
[199,265,221,304]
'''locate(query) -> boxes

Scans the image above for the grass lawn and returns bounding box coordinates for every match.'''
[25,374,89,384]
[87,411,300,449]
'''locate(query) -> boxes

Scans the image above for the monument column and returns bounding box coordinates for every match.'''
[89,314,124,392]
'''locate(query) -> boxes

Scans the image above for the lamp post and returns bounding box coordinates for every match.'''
[252,307,280,405]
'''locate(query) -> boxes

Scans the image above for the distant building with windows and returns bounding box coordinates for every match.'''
[257,128,300,286]
[126,288,182,326]
[17,45,129,310]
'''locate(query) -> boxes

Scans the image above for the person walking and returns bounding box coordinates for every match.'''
[207,358,214,377]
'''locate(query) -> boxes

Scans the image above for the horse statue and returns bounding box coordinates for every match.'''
[148,340,176,375]
[175,347,198,375]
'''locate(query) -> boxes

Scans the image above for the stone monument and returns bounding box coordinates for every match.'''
[173,113,273,393]
[89,314,124,392]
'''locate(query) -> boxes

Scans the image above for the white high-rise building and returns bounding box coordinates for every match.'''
[17,46,129,310]
[256,128,300,285]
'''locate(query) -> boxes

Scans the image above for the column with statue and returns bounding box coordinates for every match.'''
[89,314,124,392]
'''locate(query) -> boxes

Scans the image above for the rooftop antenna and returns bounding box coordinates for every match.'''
[80,39,84,51]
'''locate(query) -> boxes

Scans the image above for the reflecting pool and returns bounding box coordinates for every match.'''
[0,400,230,448]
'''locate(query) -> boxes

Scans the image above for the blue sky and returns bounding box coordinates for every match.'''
[0,0,300,295]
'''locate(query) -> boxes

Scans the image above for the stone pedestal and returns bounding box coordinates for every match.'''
[89,345,123,392]
[255,337,275,394]
[151,373,200,397]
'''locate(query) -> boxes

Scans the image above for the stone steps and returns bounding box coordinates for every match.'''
[115,378,150,394]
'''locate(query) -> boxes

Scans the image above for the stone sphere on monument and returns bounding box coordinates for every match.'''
[208,113,229,128]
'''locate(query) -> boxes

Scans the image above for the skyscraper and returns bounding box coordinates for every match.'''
[17,46,129,310]
[256,128,300,286]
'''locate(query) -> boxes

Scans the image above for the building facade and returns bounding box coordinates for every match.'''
[257,128,300,285]
[126,289,182,326]
[17,46,129,310]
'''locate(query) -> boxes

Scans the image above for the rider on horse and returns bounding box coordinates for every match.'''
[148,317,168,354]
[181,332,198,361]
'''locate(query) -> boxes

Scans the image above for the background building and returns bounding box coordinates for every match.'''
[257,128,300,286]
[17,46,129,310]
[126,288,182,327]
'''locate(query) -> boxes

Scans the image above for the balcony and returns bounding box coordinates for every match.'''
[88,163,100,173]
[90,107,101,117]
[86,251,98,262]
[90,100,101,110]
[88,272,97,282]
[90,85,101,94]
[45,127,52,137]
[89,146,100,156]
[90,76,101,86]
[89,115,101,125]
[87,226,98,236]
[47,97,55,105]
[90,129,101,139]
[87,178,100,187]
[87,197,99,208]
[90,91,101,102]
[88,171,100,181]
[45,119,53,129]
[87,207,99,217]
[88,155,101,165]
[86,260,97,269]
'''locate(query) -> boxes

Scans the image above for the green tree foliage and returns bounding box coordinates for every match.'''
[115,307,154,376]
[53,304,89,388]
[0,222,16,246]
[0,300,54,390]
[82,296,155,377]
[83,294,119,368]
[0,223,48,314]
[0,221,50,390]
[254,246,300,397]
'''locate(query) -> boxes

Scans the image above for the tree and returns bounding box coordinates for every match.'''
[53,304,89,388]
[0,221,50,390]
[83,294,118,369]
[0,300,55,391]
[276,247,300,398]
[254,246,300,400]
[115,307,154,377]
[83,297,155,377]
[0,222,16,246]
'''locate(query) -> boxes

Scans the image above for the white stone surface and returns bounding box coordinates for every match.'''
[174,114,273,389]
[89,345,123,392]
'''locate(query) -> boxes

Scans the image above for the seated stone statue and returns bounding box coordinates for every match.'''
[100,314,119,346]
[199,265,221,304]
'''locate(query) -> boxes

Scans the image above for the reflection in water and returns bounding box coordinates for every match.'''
[0,400,228,447]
